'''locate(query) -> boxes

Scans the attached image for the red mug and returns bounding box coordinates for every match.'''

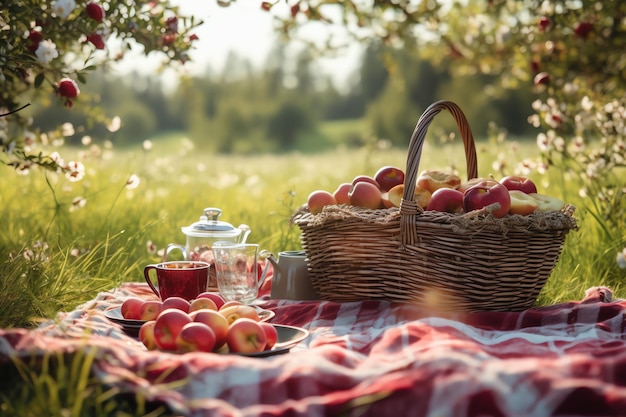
[144,261,210,301]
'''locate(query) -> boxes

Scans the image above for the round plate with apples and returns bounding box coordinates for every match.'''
[236,324,309,358]
[104,306,275,327]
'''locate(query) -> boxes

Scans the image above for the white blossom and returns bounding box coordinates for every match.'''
[35,40,58,64]
[53,0,77,19]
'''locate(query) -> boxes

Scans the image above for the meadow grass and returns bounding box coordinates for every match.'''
[0,130,624,415]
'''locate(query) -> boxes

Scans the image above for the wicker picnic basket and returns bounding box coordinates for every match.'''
[292,100,577,312]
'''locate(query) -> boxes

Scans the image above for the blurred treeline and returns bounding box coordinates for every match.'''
[32,42,536,153]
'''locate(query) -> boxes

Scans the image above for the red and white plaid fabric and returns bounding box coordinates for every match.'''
[1,280,625,416]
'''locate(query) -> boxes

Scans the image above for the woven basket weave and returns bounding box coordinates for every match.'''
[292,100,577,312]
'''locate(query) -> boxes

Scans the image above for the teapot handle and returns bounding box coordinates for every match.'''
[164,243,187,261]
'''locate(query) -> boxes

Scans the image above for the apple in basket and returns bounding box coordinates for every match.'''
[227,318,267,353]
[508,190,539,215]
[426,188,465,214]
[349,181,383,209]
[387,184,432,209]
[332,183,352,205]
[417,169,461,193]
[153,308,192,351]
[529,193,566,212]
[307,190,337,214]
[373,166,405,192]
[175,322,217,353]
[499,175,538,194]
[463,180,511,218]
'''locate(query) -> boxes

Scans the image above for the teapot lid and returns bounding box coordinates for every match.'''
[181,208,243,238]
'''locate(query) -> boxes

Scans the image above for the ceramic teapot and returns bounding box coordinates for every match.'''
[165,207,251,268]
[263,250,318,300]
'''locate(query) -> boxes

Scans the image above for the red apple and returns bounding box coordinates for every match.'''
[139,300,163,321]
[219,300,244,310]
[175,322,216,353]
[457,178,490,194]
[348,181,383,209]
[121,298,144,320]
[529,193,565,212]
[260,322,278,351]
[196,292,226,309]
[332,183,352,205]
[574,21,593,38]
[153,308,192,351]
[307,190,336,214]
[387,184,431,209]
[139,320,158,350]
[373,166,405,192]
[189,297,217,312]
[161,296,191,313]
[219,304,260,325]
[499,175,538,194]
[508,190,539,215]
[533,72,550,87]
[417,170,461,193]
[351,175,381,190]
[426,188,464,214]
[227,318,267,353]
[463,181,511,218]
[189,309,230,349]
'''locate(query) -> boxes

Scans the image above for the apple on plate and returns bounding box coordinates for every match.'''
[463,181,511,218]
[499,175,538,194]
[153,308,192,351]
[189,308,230,349]
[348,181,383,209]
[426,188,464,214]
[139,320,158,350]
[219,304,260,325]
[139,300,163,321]
[189,297,218,312]
[161,296,191,313]
[260,322,278,351]
[307,190,336,214]
[121,298,144,320]
[175,322,216,353]
[196,292,226,309]
[373,166,405,192]
[332,183,352,205]
[508,190,539,215]
[529,193,565,212]
[227,318,267,353]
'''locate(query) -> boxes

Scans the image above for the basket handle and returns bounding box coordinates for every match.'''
[399,100,478,246]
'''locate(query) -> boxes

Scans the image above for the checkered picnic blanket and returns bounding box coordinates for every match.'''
[1,280,625,416]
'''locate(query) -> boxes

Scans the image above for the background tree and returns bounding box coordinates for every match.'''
[0,0,202,174]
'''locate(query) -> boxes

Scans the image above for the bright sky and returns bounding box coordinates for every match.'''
[113,1,362,89]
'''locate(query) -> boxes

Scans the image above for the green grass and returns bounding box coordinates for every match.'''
[0,127,625,415]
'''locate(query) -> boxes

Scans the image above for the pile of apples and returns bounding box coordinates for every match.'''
[120,293,277,354]
[307,165,565,218]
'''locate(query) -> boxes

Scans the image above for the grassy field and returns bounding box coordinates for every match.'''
[1,126,625,416]
[0,128,623,329]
